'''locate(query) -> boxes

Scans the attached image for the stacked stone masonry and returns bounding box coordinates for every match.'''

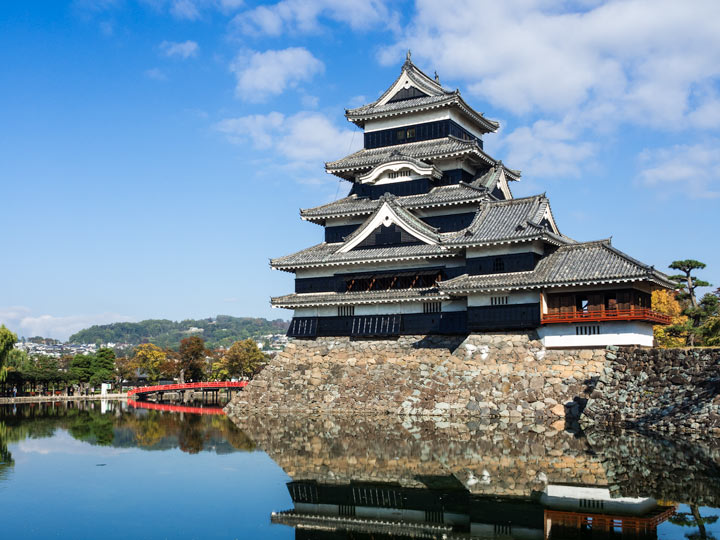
[227,333,606,421]
[582,346,720,436]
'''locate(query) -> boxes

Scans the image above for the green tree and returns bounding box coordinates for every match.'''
[668,260,713,346]
[70,354,94,391]
[90,347,116,386]
[177,336,207,382]
[221,339,266,379]
[0,325,17,382]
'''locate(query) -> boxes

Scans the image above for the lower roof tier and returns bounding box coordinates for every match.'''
[271,239,675,294]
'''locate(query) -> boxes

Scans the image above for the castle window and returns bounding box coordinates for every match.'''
[338,305,355,317]
[493,258,505,272]
[575,325,601,335]
[396,129,406,141]
[406,127,415,139]
[388,170,410,179]
[423,301,442,313]
[491,296,509,306]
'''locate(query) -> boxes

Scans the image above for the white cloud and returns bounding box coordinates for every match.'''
[137,0,244,19]
[376,0,720,187]
[215,110,361,178]
[170,0,200,19]
[232,0,395,36]
[382,0,720,127]
[144,67,168,81]
[0,306,134,341]
[638,141,720,199]
[493,115,595,182]
[301,94,319,108]
[160,40,199,59]
[230,47,324,100]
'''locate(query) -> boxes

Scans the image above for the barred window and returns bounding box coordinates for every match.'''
[491,296,509,306]
[388,170,410,179]
[493,257,505,272]
[576,325,601,335]
[338,305,355,317]
[423,301,442,313]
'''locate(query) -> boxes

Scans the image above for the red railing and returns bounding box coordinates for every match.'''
[127,381,247,397]
[127,399,226,415]
[541,308,672,325]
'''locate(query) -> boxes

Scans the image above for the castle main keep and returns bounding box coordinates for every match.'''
[271,53,673,348]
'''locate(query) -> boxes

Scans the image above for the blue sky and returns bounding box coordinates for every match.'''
[1,0,719,340]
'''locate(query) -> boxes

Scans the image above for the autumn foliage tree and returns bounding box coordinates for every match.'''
[652,289,688,348]
[131,344,168,384]
[215,339,266,380]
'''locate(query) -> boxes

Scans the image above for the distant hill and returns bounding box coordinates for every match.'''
[68,315,289,349]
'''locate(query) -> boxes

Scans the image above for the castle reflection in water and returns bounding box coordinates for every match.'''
[232,414,720,540]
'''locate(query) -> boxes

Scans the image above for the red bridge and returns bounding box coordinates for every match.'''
[127,381,247,399]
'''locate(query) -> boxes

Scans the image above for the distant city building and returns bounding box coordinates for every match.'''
[271,53,674,347]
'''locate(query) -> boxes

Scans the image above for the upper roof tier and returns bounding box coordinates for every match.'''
[346,52,499,134]
[325,136,519,180]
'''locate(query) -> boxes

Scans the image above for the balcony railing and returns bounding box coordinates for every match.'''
[541,307,672,325]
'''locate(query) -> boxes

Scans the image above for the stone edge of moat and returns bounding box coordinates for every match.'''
[224,333,720,436]
[0,394,128,404]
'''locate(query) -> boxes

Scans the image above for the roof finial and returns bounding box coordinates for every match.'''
[406,49,411,62]
[434,71,440,83]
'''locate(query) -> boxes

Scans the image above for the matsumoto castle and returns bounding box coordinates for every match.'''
[271,53,674,348]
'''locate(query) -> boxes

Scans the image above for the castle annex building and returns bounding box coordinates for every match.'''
[271,54,674,347]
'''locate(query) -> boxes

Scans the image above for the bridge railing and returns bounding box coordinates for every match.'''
[127,381,247,397]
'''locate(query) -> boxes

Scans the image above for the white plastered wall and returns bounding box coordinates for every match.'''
[537,321,654,348]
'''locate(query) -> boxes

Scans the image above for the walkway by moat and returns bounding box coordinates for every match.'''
[1,400,719,539]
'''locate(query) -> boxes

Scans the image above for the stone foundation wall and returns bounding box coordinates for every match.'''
[226,333,605,421]
[582,347,720,435]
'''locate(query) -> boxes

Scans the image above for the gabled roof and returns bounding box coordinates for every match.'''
[446,195,565,247]
[345,54,499,133]
[440,240,676,293]
[300,182,492,223]
[338,195,442,252]
[325,136,516,180]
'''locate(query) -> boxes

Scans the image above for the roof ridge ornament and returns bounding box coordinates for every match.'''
[434,71,440,84]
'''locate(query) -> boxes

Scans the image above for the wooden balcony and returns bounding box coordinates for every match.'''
[541,307,672,325]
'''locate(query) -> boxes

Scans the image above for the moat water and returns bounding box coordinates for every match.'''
[1,400,719,540]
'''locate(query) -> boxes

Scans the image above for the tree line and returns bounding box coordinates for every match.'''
[67,315,289,349]
[0,331,267,396]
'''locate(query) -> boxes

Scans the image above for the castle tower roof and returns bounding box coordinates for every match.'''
[345,52,499,133]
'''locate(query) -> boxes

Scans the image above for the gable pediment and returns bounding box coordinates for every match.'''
[357,158,442,185]
[337,201,439,253]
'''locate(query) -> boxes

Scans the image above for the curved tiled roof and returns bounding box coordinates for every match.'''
[271,242,462,271]
[345,57,498,133]
[440,240,675,293]
[271,287,449,308]
[446,195,563,246]
[300,183,491,222]
[325,137,502,179]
